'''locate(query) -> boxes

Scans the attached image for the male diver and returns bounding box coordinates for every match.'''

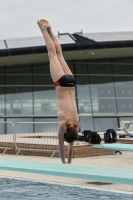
[37,19,80,164]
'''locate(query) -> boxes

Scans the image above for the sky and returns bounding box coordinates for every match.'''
[0,0,133,40]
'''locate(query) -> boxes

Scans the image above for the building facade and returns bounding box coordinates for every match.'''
[0,32,133,132]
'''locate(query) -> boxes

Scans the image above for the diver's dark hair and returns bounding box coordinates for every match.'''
[64,127,78,143]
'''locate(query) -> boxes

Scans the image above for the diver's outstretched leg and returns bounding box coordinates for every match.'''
[48,26,73,75]
[37,19,65,82]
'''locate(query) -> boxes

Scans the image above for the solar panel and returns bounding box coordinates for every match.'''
[58,34,75,44]
[1,31,133,49]
[6,36,45,48]
[82,31,133,42]
[6,34,75,49]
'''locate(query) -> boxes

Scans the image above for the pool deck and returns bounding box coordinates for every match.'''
[0,151,133,193]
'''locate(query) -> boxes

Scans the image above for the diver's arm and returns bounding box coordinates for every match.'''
[67,141,74,164]
[67,123,80,164]
[58,124,66,164]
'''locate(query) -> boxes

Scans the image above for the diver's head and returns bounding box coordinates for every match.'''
[64,127,78,143]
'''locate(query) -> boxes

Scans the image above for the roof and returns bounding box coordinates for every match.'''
[0,31,133,66]
[0,31,133,51]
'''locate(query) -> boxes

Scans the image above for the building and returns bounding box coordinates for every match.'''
[0,31,133,132]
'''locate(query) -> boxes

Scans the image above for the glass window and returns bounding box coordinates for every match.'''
[75,61,88,74]
[34,118,58,122]
[0,67,4,85]
[91,98,116,114]
[33,63,50,74]
[6,99,33,115]
[116,99,133,113]
[114,76,133,86]
[76,86,90,97]
[33,75,53,85]
[0,99,5,115]
[89,75,113,85]
[88,59,112,74]
[0,118,5,134]
[94,118,118,132]
[0,67,4,73]
[0,87,4,98]
[0,76,4,85]
[5,65,32,85]
[77,98,92,114]
[34,99,57,115]
[115,86,133,97]
[90,86,115,98]
[6,75,32,85]
[33,86,56,98]
[112,58,133,75]
[6,87,32,98]
[6,64,32,74]
[34,118,58,133]
[76,75,89,85]
[66,62,74,73]
[6,118,33,134]
[79,116,94,132]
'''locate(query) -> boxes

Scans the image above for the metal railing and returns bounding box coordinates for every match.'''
[0,122,15,154]
[14,122,59,157]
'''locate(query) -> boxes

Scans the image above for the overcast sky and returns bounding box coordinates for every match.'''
[0,0,133,39]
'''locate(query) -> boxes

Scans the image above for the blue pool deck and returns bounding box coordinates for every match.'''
[92,143,133,151]
[0,158,133,185]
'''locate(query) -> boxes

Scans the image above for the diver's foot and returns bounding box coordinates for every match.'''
[37,19,51,31]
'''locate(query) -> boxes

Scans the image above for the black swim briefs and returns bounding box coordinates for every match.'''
[54,75,76,87]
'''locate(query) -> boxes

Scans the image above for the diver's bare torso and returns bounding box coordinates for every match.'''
[56,87,79,130]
